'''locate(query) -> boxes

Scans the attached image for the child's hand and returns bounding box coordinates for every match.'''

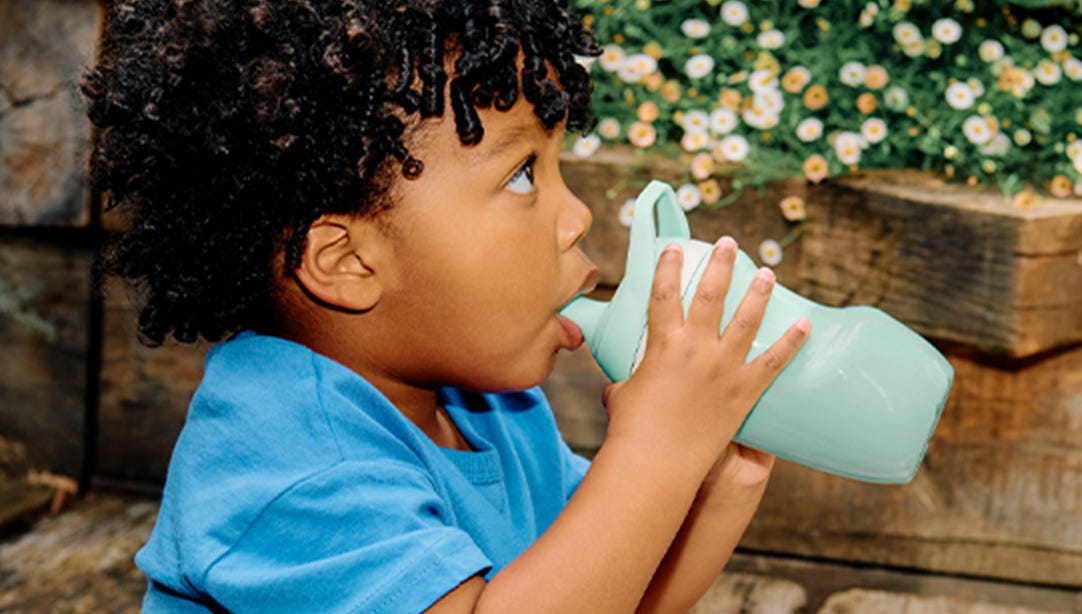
[602,237,809,480]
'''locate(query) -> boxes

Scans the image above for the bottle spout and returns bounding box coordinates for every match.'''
[559,296,609,345]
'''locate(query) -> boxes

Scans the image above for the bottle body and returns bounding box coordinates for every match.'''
[560,180,953,484]
[666,239,952,483]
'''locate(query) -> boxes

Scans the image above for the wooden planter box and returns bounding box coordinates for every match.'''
[547,147,1082,588]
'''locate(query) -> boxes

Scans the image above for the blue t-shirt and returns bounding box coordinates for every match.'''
[136,333,591,613]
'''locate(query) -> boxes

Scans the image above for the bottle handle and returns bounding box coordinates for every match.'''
[625,181,692,295]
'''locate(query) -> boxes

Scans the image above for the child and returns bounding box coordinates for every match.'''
[83,1,809,611]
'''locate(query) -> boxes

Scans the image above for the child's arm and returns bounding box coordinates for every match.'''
[636,444,777,613]
[430,239,808,613]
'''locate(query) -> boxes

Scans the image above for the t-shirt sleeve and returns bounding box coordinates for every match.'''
[201,460,491,613]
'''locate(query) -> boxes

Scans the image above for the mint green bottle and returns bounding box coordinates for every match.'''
[561,181,953,484]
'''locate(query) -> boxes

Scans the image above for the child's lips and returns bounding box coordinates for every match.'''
[557,265,598,351]
[557,314,585,351]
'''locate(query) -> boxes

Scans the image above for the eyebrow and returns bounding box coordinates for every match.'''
[468,121,539,165]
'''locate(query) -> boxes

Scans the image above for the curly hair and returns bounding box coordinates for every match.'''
[82,0,600,345]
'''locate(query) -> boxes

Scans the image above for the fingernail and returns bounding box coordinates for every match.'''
[716,236,737,252]
[795,317,811,333]
[663,243,682,258]
[755,267,775,289]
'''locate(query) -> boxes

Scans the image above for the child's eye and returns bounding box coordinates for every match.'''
[506,157,536,194]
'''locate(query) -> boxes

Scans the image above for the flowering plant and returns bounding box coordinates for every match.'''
[569,0,1082,214]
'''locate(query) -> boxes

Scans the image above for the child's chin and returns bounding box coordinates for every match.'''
[474,360,555,393]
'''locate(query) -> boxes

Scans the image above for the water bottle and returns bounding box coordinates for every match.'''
[560,180,953,483]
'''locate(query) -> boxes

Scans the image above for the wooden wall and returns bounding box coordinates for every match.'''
[0,0,101,481]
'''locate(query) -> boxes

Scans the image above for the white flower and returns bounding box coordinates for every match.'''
[618,199,635,227]
[598,117,621,140]
[902,41,926,58]
[710,108,739,135]
[1041,25,1068,53]
[572,134,601,157]
[1022,19,1042,39]
[1035,59,1062,86]
[1013,128,1033,146]
[859,3,879,27]
[758,239,783,266]
[618,53,657,83]
[932,18,962,44]
[967,78,985,97]
[884,86,909,111]
[945,81,976,110]
[979,40,1004,63]
[599,45,627,72]
[839,61,867,87]
[796,117,824,142]
[963,115,993,145]
[797,0,821,7]
[893,22,923,46]
[690,152,714,180]
[681,109,711,133]
[685,54,715,79]
[834,131,864,165]
[680,130,710,152]
[718,134,750,162]
[861,118,888,144]
[978,132,1011,157]
[681,18,711,39]
[748,69,780,93]
[1065,57,1082,81]
[742,105,778,130]
[574,55,596,71]
[1074,155,1082,175]
[676,183,703,211]
[753,89,785,116]
[1068,141,1082,161]
[720,1,749,26]
[758,29,785,50]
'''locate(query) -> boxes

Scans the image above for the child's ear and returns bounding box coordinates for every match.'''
[293,214,386,312]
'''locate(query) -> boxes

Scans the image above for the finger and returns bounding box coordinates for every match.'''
[686,236,737,332]
[719,267,776,353]
[647,243,686,337]
[749,317,811,381]
[601,382,623,408]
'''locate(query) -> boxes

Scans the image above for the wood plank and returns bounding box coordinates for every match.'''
[726,552,1082,614]
[0,0,101,226]
[545,341,1082,586]
[0,236,90,478]
[96,277,207,483]
[562,149,1082,358]
[799,171,1082,358]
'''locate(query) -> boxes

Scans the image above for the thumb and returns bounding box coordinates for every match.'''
[601,382,624,415]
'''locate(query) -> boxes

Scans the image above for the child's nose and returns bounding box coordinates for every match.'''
[558,185,593,250]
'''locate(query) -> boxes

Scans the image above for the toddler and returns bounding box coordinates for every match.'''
[83,1,809,611]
